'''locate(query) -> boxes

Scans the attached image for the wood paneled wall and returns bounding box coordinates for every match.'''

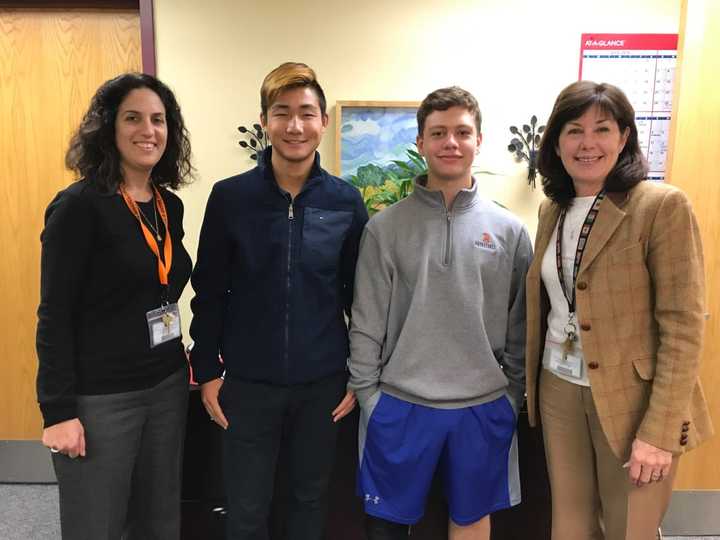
[666,0,720,490]
[0,9,141,439]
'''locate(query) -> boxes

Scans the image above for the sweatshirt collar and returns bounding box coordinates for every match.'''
[412,174,479,212]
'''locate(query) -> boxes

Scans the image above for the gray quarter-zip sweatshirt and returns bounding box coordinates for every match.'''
[348,176,532,411]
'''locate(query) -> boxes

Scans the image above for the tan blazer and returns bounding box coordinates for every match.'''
[525,181,713,459]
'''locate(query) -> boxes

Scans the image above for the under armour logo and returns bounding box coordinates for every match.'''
[364,493,380,504]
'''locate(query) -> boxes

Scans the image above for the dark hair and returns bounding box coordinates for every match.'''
[537,80,647,207]
[260,62,327,118]
[65,72,193,192]
[417,86,482,136]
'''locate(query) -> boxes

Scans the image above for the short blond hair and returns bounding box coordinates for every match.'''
[260,62,327,118]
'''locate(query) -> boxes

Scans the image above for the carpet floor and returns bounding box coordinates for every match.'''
[0,484,717,540]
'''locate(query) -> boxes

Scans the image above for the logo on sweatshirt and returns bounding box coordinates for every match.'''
[364,493,381,505]
[474,232,497,250]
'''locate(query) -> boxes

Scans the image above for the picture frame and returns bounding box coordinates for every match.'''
[334,100,420,179]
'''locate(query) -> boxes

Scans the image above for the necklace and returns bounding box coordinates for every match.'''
[137,198,162,242]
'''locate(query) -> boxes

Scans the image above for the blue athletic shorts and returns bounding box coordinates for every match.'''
[357,392,520,525]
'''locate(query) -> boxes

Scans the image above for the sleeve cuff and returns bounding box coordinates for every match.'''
[189,352,225,385]
[350,385,378,409]
[40,400,78,429]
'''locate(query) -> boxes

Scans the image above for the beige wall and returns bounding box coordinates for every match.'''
[153,0,681,322]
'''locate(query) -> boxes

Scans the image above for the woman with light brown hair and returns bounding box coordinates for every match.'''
[525,80,713,539]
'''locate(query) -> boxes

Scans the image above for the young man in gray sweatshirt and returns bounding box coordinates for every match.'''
[348,87,533,540]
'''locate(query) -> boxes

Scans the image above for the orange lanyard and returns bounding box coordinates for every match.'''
[119,184,173,286]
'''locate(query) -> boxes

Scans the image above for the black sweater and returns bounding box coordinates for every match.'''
[36,180,192,427]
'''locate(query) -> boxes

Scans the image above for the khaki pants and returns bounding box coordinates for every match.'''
[539,370,677,540]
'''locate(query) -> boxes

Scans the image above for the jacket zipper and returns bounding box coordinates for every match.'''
[444,211,452,266]
[285,199,294,381]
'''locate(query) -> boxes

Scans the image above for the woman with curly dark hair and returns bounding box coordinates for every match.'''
[36,72,194,539]
[525,80,713,539]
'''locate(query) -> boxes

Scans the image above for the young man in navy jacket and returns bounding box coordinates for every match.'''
[190,62,368,540]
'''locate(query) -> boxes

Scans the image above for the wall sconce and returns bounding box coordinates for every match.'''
[507,115,544,189]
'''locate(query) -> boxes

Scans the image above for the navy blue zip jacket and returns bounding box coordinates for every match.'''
[189,148,368,385]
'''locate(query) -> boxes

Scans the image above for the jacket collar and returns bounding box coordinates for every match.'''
[412,174,479,212]
[259,146,325,192]
[533,187,630,274]
[578,191,627,271]
[606,189,630,208]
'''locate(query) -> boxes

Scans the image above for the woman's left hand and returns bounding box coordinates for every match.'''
[625,438,673,487]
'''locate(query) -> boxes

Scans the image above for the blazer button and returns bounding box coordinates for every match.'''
[682,425,689,433]
[588,361,599,370]
[683,420,691,426]
[577,281,587,290]
[580,323,591,331]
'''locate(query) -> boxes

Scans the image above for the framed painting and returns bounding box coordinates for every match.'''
[335,100,420,180]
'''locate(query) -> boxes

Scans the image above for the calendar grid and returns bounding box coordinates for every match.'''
[579,34,678,181]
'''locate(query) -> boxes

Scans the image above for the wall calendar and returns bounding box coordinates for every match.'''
[579,33,678,181]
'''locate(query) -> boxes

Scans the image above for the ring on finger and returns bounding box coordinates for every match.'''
[50,447,60,454]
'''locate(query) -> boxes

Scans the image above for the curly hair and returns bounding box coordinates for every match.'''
[65,72,193,192]
[537,81,647,208]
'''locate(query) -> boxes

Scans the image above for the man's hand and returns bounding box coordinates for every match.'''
[201,378,229,429]
[331,390,356,423]
[42,418,86,459]
[624,437,673,487]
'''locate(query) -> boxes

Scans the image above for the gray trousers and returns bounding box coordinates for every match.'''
[52,366,189,540]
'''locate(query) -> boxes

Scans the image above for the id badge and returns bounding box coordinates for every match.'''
[549,348,583,380]
[146,303,181,348]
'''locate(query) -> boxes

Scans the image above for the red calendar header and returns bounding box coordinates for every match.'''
[579,33,678,79]
[581,33,678,51]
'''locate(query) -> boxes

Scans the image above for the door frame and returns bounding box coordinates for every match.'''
[0,0,156,74]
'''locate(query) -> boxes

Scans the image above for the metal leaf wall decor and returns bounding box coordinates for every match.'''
[238,123,267,161]
[507,115,545,189]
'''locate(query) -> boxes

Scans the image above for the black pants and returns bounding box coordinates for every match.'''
[52,366,189,540]
[365,515,409,540]
[220,372,346,540]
